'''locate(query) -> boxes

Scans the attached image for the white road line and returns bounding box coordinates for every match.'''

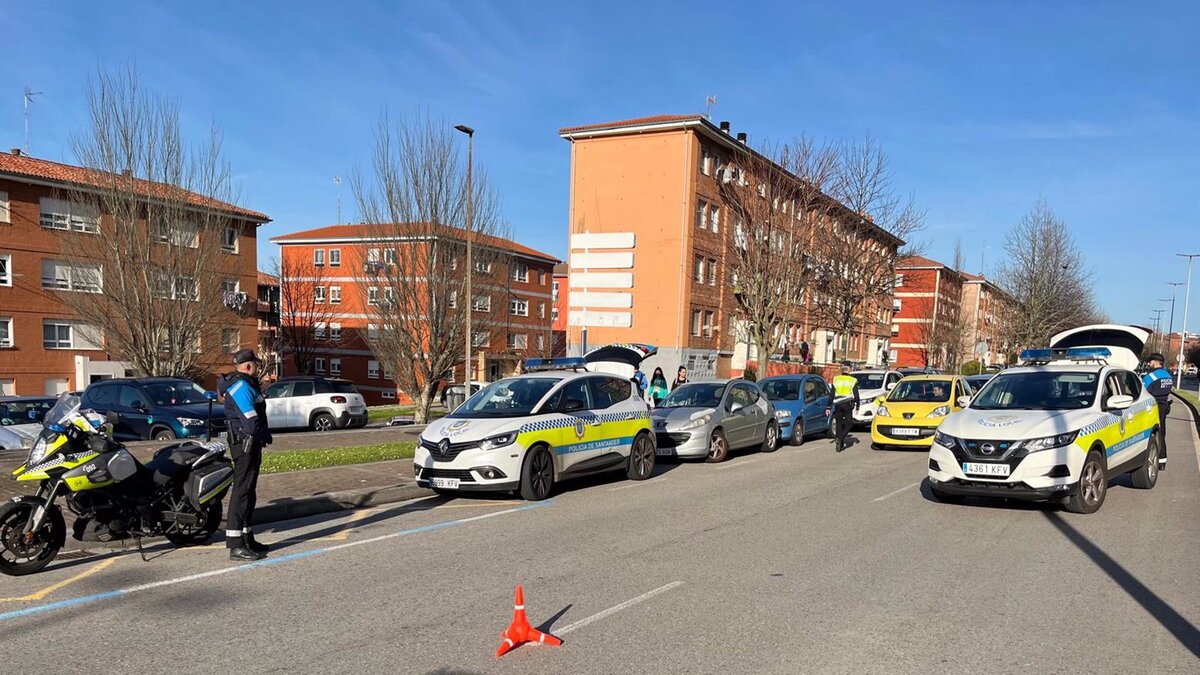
[557,581,685,636]
[873,480,922,503]
[609,478,666,492]
[715,460,754,470]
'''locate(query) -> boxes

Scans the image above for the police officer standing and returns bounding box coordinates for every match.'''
[217,349,272,561]
[831,365,860,453]
[1142,353,1173,471]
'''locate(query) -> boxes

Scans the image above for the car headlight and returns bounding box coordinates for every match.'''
[479,432,516,452]
[875,405,891,418]
[177,417,205,427]
[1021,431,1078,452]
[934,431,957,448]
[679,414,713,431]
[775,409,791,419]
[927,406,950,418]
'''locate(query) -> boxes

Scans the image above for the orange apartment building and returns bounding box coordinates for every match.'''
[0,150,268,395]
[891,255,964,369]
[558,114,901,379]
[960,272,1015,366]
[270,224,558,405]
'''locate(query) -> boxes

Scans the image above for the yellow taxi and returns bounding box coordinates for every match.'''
[870,375,972,449]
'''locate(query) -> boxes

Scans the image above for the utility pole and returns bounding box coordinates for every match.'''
[1176,254,1200,384]
[1165,281,1183,369]
[455,124,475,389]
[23,87,43,154]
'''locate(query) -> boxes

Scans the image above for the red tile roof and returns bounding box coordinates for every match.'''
[897,254,949,269]
[257,271,279,286]
[559,114,704,135]
[0,151,269,222]
[271,223,560,263]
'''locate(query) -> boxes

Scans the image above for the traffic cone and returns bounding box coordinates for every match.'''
[495,585,562,657]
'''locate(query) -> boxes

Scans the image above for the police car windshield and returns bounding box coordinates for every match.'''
[660,383,727,408]
[971,371,1097,411]
[888,380,951,403]
[852,373,885,389]
[449,378,559,418]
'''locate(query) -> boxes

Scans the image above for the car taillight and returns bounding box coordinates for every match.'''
[331,396,347,404]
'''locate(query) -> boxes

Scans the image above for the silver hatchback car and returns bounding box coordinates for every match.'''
[651,379,778,462]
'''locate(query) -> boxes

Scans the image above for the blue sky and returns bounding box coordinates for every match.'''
[3,1,1197,326]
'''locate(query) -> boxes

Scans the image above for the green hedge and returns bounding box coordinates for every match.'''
[960,360,982,376]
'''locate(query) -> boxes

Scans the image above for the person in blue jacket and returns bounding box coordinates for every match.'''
[217,349,273,561]
[1142,353,1173,471]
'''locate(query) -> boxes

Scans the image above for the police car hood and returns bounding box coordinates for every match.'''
[942,408,1095,440]
[421,416,524,443]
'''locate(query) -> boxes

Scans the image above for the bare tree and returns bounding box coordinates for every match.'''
[720,136,839,364]
[275,256,334,376]
[54,66,248,377]
[994,199,1097,350]
[353,112,509,423]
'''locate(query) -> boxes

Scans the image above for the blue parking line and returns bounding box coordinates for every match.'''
[0,499,553,623]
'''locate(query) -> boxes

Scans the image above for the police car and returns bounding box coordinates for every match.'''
[927,325,1161,514]
[415,358,656,501]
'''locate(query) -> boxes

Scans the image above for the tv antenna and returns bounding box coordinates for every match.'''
[704,95,717,119]
[23,87,43,154]
[334,175,342,223]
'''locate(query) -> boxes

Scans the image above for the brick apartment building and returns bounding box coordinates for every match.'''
[891,255,964,369]
[551,263,568,357]
[0,150,268,395]
[960,272,1015,367]
[270,224,558,405]
[257,271,282,378]
[558,114,901,380]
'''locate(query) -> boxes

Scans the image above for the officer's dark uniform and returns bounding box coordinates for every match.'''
[1142,355,1173,470]
[831,372,860,453]
[217,349,272,560]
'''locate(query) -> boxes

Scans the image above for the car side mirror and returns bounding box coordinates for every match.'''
[730,401,745,414]
[1106,394,1134,411]
[561,398,586,413]
[957,396,971,407]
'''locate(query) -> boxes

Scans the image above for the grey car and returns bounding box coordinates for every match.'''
[650,379,778,462]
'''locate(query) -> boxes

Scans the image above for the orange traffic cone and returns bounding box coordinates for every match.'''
[495,585,563,657]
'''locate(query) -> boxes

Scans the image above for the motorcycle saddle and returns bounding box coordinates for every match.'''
[143,443,207,485]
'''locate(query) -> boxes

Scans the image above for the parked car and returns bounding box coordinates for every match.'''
[965,374,995,392]
[848,369,904,425]
[263,377,368,431]
[757,375,833,445]
[651,379,778,462]
[0,396,57,450]
[1187,365,1198,377]
[80,378,226,441]
[870,375,972,449]
[440,381,487,408]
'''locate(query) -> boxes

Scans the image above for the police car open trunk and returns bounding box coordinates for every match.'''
[1049,324,1150,371]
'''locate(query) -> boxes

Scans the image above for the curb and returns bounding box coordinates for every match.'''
[1170,391,1200,434]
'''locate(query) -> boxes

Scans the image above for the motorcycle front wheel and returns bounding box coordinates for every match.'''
[0,498,65,576]
[164,499,222,547]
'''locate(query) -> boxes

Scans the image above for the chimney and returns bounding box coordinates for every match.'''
[719,121,731,133]
[736,132,747,145]
[10,148,21,156]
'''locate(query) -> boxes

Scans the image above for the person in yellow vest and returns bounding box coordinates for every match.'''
[830,365,860,453]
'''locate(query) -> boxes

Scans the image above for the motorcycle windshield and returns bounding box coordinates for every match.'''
[26,394,82,467]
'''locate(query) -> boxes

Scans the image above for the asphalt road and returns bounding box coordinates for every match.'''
[2,411,1198,673]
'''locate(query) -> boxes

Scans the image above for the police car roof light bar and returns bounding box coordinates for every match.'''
[1019,347,1111,364]
[523,357,588,372]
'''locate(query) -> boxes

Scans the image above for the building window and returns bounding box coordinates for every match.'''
[695,199,709,230]
[383,249,397,265]
[222,226,239,253]
[551,307,559,322]
[329,249,341,267]
[538,301,546,319]
[384,364,394,379]
[381,390,396,400]
[0,317,11,347]
[383,287,395,305]
[892,299,902,312]
[39,198,99,233]
[539,271,546,286]
[367,248,381,264]
[703,311,715,338]
[691,310,702,337]
[475,260,492,274]
[315,357,326,374]
[368,324,379,341]
[367,287,379,305]
[891,324,900,337]
[894,274,904,288]
[699,145,713,176]
[329,322,341,340]
[510,298,529,317]
[155,220,199,248]
[889,349,898,362]
[536,333,545,350]
[0,254,10,286]
[507,333,528,350]
[43,321,101,350]
[450,257,458,271]
[448,290,457,309]
[221,328,239,353]
[314,322,327,340]
[41,260,102,293]
[0,191,9,223]
[511,262,529,283]
[694,256,704,283]
[710,205,720,233]
[330,358,342,376]
[473,295,491,313]
[707,258,717,285]
[314,286,326,304]
[45,378,70,396]
[472,332,488,348]
[329,286,342,304]
[552,281,559,302]
[0,379,12,395]
[314,249,325,266]
[368,360,380,379]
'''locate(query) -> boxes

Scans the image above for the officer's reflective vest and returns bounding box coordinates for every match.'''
[832,375,857,401]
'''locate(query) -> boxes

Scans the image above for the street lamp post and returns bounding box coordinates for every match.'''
[1165,281,1183,371]
[455,124,475,391]
[1176,254,1200,384]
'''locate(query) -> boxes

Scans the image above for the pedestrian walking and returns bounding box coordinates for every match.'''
[799,341,811,365]
[1142,353,1173,471]
[830,365,860,453]
[671,366,689,391]
[217,349,273,561]
[648,367,669,407]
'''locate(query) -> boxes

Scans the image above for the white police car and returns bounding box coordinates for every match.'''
[415,359,656,500]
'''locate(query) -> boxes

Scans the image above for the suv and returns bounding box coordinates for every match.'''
[928,325,1161,514]
[415,360,655,500]
[81,378,226,441]
[848,370,904,425]
[263,377,368,431]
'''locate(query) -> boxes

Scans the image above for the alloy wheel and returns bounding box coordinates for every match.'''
[632,436,654,477]
[1081,460,1105,505]
[531,450,553,498]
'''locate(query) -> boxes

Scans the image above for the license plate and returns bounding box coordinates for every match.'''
[891,427,920,437]
[963,462,1010,477]
[430,477,460,489]
[656,448,674,456]
[350,406,365,413]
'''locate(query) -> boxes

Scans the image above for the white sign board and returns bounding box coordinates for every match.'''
[569,291,632,308]
[568,310,633,328]
[570,252,634,270]
[570,232,635,250]
[570,272,633,289]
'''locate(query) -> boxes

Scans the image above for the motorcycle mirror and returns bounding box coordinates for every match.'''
[205,391,218,402]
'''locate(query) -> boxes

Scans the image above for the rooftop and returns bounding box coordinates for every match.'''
[271,223,560,263]
[559,114,705,135]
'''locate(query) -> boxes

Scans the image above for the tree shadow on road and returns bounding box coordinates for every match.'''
[263,495,456,551]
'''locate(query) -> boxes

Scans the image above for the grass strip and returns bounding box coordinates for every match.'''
[261,441,416,474]
[367,405,448,423]
[1174,389,1199,408]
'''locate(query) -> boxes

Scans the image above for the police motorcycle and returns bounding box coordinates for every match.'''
[0,392,235,576]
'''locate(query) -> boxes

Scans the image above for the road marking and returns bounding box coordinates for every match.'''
[873,480,922,503]
[557,581,685,636]
[0,500,552,623]
[0,558,119,603]
[609,479,666,492]
[715,460,753,470]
